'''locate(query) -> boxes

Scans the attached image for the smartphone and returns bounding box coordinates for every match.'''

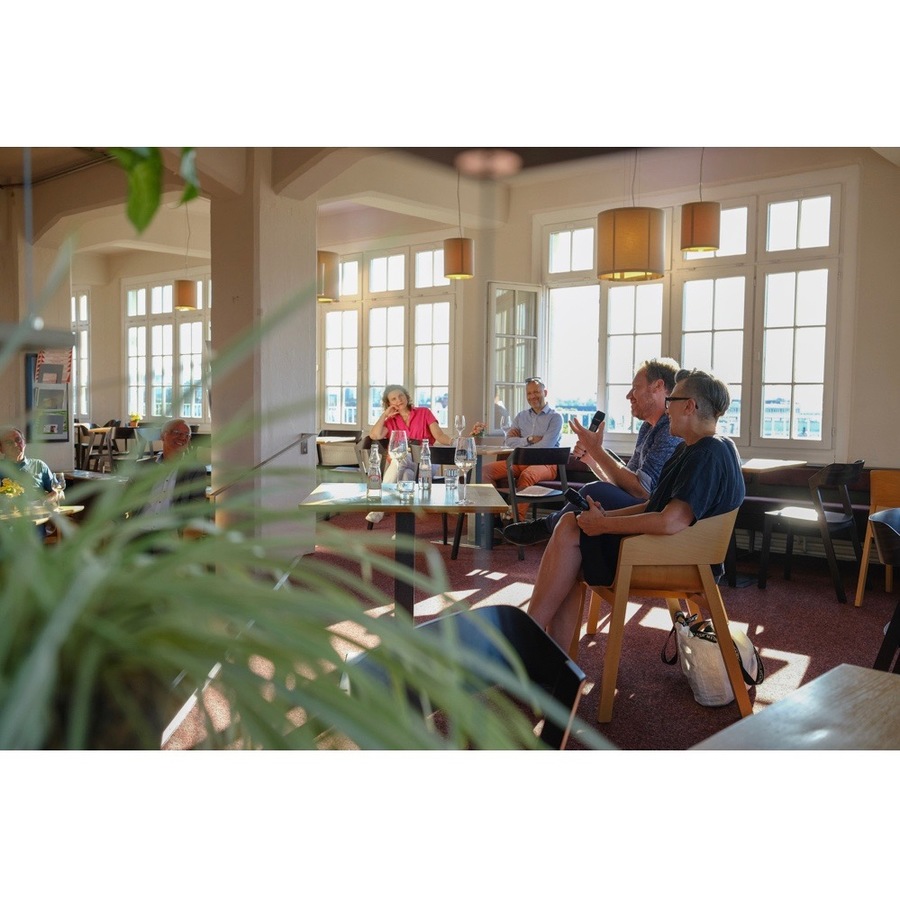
[564,487,590,511]
[589,410,606,432]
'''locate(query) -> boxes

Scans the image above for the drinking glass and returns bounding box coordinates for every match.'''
[499,415,512,447]
[454,436,476,505]
[454,414,466,439]
[388,430,409,478]
[51,472,66,508]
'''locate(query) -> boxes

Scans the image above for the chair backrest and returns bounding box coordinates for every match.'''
[809,459,865,520]
[351,604,588,749]
[869,469,900,513]
[618,508,740,568]
[870,508,900,566]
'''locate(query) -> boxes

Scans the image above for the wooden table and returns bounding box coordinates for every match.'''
[299,482,508,617]
[0,503,84,525]
[692,664,900,750]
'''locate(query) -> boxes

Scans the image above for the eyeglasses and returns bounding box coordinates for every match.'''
[167,430,192,440]
[664,396,692,408]
[525,377,545,387]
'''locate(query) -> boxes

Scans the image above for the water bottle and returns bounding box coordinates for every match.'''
[366,446,382,499]
[418,440,432,493]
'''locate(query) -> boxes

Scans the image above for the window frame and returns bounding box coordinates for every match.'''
[71,286,90,420]
[530,167,857,462]
[122,272,212,425]
[317,240,457,432]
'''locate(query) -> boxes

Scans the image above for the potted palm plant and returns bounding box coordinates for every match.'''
[0,150,612,751]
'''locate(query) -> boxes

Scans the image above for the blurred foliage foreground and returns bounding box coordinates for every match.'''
[0,455,610,750]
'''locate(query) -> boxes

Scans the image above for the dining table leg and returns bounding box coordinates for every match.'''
[472,454,495,550]
[394,510,416,618]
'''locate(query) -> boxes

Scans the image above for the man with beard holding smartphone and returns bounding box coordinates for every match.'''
[503,357,683,546]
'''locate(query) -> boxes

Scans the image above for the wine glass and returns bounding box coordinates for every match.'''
[499,415,512,447]
[454,437,476,505]
[454,414,466,439]
[51,472,66,508]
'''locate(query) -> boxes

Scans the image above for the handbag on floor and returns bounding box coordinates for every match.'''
[661,611,764,707]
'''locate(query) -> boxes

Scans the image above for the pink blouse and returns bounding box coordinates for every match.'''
[384,406,438,441]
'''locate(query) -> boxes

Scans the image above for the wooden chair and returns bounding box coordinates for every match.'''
[576,509,752,723]
[73,422,92,469]
[84,427,115,473]
[349,604,587,749]
[757,460,865,604]
[503,446,571,560]
[869,509,900,672]
[855,470,900,606]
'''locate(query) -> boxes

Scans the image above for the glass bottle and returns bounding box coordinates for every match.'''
[366,445,382,499]
[418,440,432,492]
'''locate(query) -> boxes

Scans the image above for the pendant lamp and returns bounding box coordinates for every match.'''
[443,237,474,280]
[174,279,198,310]
[681,148,720,253]
[317,250,340,302]
[443,170,474,279]
[597,206,665,282]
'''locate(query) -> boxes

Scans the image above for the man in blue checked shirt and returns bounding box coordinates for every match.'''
[475,377,563,522]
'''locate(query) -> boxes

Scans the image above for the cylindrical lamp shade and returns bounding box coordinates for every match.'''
[597,207,666,282]
[174,279,198,310]
[443,237,474,280]
[681,201,721,252]
[317,251,340,302]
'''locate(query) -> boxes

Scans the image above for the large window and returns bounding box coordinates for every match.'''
[487,284,540,430]
[319,242,455,429]
[71,288,90,419]
[125,276,211,422]
[515,175,848,456]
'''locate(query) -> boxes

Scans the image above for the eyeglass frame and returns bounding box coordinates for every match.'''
[524,377,545,387]
[664,395,693,409]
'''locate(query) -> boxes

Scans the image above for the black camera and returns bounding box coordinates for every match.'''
[564,487,590,511]
[589,410,606,432]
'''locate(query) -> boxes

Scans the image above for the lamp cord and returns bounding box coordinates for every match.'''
[699,147,706,202]
[456,170,463,237]
[630,148,638,207]
[183,202,192,277]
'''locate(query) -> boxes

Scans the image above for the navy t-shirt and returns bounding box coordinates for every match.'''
[580,434,744,585]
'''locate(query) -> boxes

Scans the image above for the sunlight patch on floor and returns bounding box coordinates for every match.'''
[464,567,507,580]
[414,592,473,616]
[752,648,811,707]
[587,599,645,635]
[471,581,533,609]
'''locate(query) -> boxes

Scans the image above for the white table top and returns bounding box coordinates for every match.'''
[740,458,807,475]
[299,481,508,514]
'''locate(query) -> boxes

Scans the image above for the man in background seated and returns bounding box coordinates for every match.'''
[135,418,207,518]
[503,358,683,546]
[0,425,61,504]
[474,377,563,522]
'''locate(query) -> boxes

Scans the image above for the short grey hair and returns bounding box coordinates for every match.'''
[674,368,731,420]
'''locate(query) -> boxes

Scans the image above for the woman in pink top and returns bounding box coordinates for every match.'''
[366,384,452,524]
